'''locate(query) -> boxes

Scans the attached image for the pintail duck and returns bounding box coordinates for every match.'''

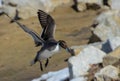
[9,10,75,71]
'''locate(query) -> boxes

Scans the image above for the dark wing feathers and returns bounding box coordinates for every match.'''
[14,20,44,46]
[37,10,48,28]
[38,10,56,41]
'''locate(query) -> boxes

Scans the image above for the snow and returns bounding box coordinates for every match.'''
[32,68,69,81]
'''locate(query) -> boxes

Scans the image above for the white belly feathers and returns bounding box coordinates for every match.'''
[40,44,60,59]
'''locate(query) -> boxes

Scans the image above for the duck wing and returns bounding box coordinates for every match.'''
[14,20,44,46]
[38,10,56,41]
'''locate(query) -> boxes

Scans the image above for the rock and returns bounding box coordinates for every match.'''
[88,42,104,50]
[71,45,86,55]
[100,39,113,53]
[95,65,120,80]
[108,36,120,50]
[71,42,105,55]
[77,2,87,12]
[100,36,120,53]
[92,10,120,41]
[103,46,120,67]
[72,36,120,54]
[2,0,71,19]
[71,41,112,54]
[68,46,106,79]
[72,41,112,53]
[2,5,16,18]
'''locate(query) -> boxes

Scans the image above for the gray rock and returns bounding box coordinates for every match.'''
[68,46,106,79]
[95,65,119,80]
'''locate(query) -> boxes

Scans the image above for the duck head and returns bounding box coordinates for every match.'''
[58,40,75,56]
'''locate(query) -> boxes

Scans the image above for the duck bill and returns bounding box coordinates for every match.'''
[66,47,75,56]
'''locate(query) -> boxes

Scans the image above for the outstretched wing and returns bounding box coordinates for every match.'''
[14,20,44,46]
[38,10,56,41]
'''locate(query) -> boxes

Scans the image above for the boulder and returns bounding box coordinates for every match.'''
[68,46,106,79]
[92,10,120,41]
[95,65,120,81]
[2,0,71,19]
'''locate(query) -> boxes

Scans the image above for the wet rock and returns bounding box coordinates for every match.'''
[68,46,106,79]
[95,65,120,81]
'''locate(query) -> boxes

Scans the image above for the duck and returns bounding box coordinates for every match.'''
[10,10,75,71]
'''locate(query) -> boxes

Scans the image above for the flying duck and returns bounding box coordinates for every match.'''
[8,10,75,71]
